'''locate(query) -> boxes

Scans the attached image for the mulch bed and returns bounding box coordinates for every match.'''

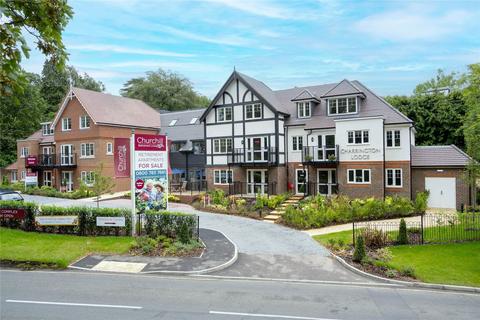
[0,259,61,270]
[191,202,268,220]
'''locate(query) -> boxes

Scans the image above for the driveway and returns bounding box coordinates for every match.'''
[21,195,371,282]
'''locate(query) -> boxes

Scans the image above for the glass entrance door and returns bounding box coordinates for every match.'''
[317,169,337,196]
[42,146,53,165]
[61,171,73,192]
[247,170,268,194]
[43,171,52,187]
[295,169,308,194]
[246,137,268,162]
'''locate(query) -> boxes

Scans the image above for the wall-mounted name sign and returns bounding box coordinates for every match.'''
[96,216,126,227]
[0,208,25,219]
[35,216,78,226]
[340,148,381,160]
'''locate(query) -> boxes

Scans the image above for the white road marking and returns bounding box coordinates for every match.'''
[210,310,339,320]
[6,299,142,310]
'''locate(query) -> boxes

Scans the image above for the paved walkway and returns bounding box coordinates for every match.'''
[70,229,237,274]
[21,195,373,282]
[304,215,422,236]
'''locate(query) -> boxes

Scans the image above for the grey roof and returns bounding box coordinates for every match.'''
[159,108,205,141]
[321,79,364,97]
[412,145,471,167]
[291,89,320,102]
[202,71,413,128]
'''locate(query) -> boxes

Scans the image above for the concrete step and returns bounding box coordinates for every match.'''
[263,220,275,224]
[284,200,299,203]
[270,210,284,215]
[263,214,281,221]
[289,196,303,200]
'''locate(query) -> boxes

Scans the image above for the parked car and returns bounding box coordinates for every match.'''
[0,189,24,201]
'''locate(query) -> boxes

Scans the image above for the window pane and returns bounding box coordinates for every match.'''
[214,171,219,183]
[218,109,224,121]
[348,131,354,144]
[227,139,232,152]
[254,104,261,118]
[364,170,370,182]
[292,137,297,150]
[355,131,362,144]
[318,171,328,183]
[246,105,252,118]
[225,107,232,120]
[394,130,401,146]
[348,97,356,112]
[386,131,393,147]
[329,100,336,114]
[325,135,335,148]
[395,170,402,186]
[363,131,369,143]
[355,170,363,182]
[298,137,303,149]
[338,98,347,113]
[305,102,310,117]
[331,170,337,184]
[318,185,328,195]
[387,170,393,186]
[348,170,354,182]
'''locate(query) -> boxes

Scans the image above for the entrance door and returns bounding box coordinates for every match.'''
[295,169,308,195]
[60,144,73,165]
[317,169,337,196]
[61,171,73,192]
[247,170,268,194]
[246,137,268,162]
[425,177,456,209]
[43,171,52,187]
[317,135,336,161]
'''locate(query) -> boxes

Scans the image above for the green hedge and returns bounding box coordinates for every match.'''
[0,200,38,231]
[38,206,132,236]
[23,185,95,199]
[142,210,198,241]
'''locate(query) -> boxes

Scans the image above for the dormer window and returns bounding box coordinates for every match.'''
[328,97,357,115]
[42,123,53,136]
[245,103,262,119]
[297,102,311,118]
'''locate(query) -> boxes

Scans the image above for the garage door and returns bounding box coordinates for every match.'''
[425,177,456,209]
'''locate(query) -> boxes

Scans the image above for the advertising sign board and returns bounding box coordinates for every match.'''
[114,138,130,178]
[0,208,25,219]
[35,216,78,226]
[133,134,169,212]
[96,216,126,227]
[26,156,37,166]
[25,172,38,188]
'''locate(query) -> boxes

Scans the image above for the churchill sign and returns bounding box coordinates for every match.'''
[114,138,130,178]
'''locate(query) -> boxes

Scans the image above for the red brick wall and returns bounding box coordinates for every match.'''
[385,161,411,199]
[338,161,384,199]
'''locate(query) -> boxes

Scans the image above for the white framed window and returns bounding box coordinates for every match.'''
[21,170,26,181]
[347,169,371,184]
[42,123,54,135]
[79,115,90,129]
[169,119,178,126]
[297,101,311,118]
[245,103,262,119]
[386,130,401,147]
[80,143,95,158]
[347,130,369,144]
[292,136,303,151]
[20,147,29,158]
[11,171,17,182]
[328,97,357,115]
[62,118,72,131]
[386,168,402,187]
[106,142,113,155]
[189,117,198,124]
[214,169,233,185]
[217,107,232,122]
[81,171,95,186]
[213,138,232,153]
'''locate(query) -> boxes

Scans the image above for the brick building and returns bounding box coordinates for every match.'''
[4,87,160,193]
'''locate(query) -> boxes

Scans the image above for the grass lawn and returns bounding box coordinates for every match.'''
[313,230,353,247]
[389,242,480,287]
[0,227,132,268]
[313,230,480,287]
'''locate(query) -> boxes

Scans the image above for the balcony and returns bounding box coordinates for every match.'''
[25,153,77,169]
[302,146,339,165]
[227,147,277,166]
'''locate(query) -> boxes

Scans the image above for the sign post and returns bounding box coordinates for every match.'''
[131,129,136,236]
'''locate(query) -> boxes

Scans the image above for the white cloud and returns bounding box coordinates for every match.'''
[67,44,195,57]
[204,0,293,19]
[157,25,252,47]
[103,60,226,73]
[355,7,473,42]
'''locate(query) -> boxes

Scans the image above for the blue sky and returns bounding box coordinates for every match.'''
[22,0,480,98]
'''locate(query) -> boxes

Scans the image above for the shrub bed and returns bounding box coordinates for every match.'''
[23,185,95,199]
[282,193,428,230]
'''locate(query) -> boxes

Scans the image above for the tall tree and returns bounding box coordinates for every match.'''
[0,0,73,95]
[40,59,105,118]
[414,69,466,95]
[121,69,210,111]
[0,71,47,167]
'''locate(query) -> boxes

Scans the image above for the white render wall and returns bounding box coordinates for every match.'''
[384,125,411,161]
[335,117,384,162]
[287,126,306,163]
